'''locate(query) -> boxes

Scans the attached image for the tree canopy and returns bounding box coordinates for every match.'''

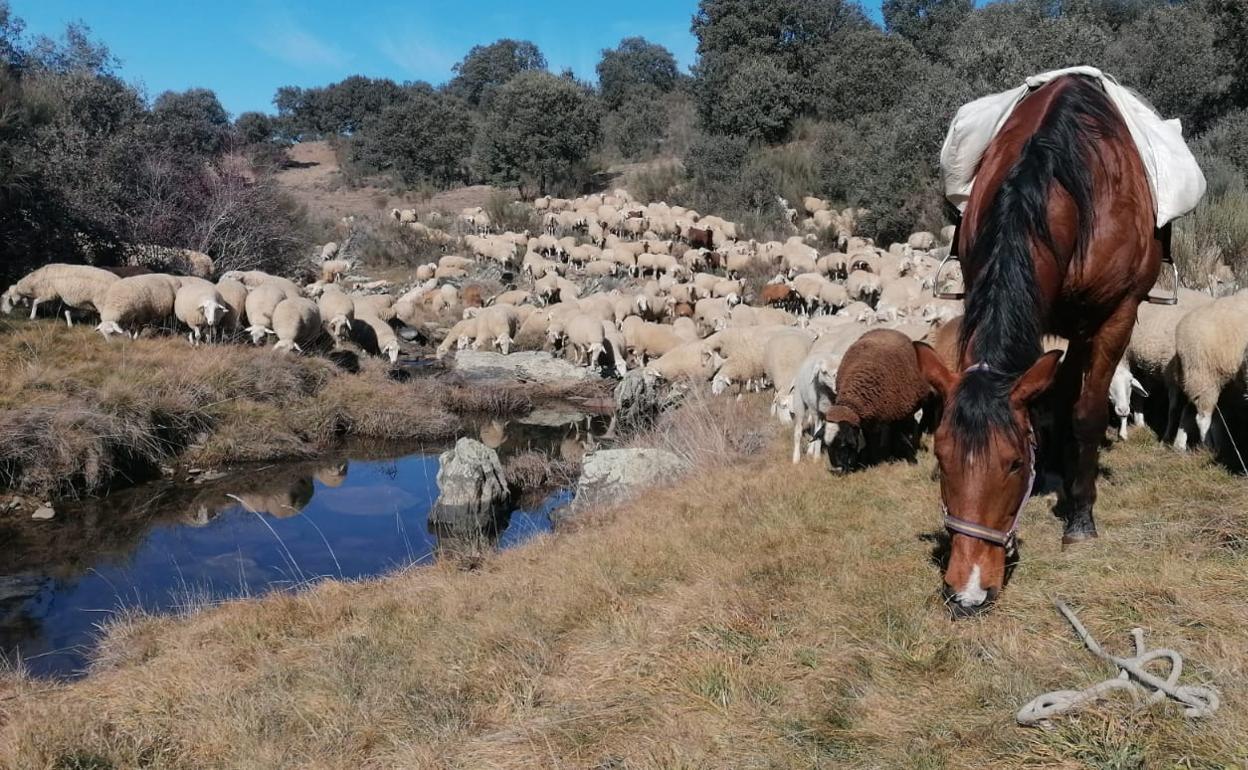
[447,39,547,107]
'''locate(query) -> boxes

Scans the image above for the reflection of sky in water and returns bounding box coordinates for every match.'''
[0,451,564,680]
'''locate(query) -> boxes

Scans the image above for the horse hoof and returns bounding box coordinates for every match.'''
[1061,530,1099,548]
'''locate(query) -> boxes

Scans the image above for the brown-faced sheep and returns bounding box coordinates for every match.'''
[825,329,930,470]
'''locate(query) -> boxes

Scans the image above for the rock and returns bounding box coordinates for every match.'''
[31,504,55,520]
[453,350,600,384]
[573,448,689,508]
[429,438,511,532]
[518,407,587,428]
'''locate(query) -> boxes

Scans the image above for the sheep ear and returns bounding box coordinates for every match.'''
[1131,376,1149,398]
[825,404,860,427]
[1010,350,1062,407]
[914,342,956,400]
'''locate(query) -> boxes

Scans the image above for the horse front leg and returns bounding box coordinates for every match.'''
[1060,307,1138,544]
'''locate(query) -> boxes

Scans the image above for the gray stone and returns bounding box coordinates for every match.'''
[518,407,587,428]
[574,448,689,508]
[31,504,55,520]
[453,350,600,384]
[429,438,510,531]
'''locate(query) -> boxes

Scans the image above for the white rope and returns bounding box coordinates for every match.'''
[1017,600,1220,727]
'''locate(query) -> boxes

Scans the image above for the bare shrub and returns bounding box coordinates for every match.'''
[629,386,772,468]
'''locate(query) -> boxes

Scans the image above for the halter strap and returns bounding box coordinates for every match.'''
[940,361,1037,553]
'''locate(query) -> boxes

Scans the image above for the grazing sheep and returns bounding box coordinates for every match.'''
[644,341,714,383]
[320,242,340,261]
[320,259,351,284]
[621,317,685,363]
[600,320,629,377]
[1108,359,1148,441]
[174,277,229,344]
[693,296,734,333]
[351,293,395,323]
[316,287,356,341]
[436,317,479,358]
[1173,290,1248,451]
[95,273,180,338]
[672,316,701,343]
[765,328,817,415]
[492,289,531,306]
[351,312,402,363]
[472,305,520,354]
[244,283,289,344]
[270,297,322,354]
[414,263,437,282]
[846,270,882,304]
[826,329,929,469]
[549,314,605,366]
[1125,288,1212,440]
[875,276,924,321]
[215,278,249,333]
[2,264,119,325]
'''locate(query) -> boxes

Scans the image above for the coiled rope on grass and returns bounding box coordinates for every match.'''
[1017,600,1220,727]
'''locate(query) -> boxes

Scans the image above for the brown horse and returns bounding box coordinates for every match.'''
[914,75,1162,616]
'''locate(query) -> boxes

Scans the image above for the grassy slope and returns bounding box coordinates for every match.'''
[2,410,1245,768]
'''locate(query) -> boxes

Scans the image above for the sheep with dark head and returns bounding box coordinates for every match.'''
[825,329,930,471]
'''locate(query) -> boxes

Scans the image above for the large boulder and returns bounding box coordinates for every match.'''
[430,438,510,531]
[573,448,689,508]
[453,350,600,384]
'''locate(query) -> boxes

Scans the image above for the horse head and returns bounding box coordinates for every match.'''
[915,343,1061,616]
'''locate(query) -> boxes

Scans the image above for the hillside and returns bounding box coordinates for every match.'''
[273,141,505,225]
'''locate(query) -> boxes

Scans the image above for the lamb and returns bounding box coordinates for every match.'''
[316,287,356,341]
[2,264,119,326]
[270,297,322,354]
[1172,290,1248,451]
[95,273,180,338]
[472,305,520,354]
[351,312,402,363]
[215,278,249,333]
[173,277,230,344]
[243,283,289,344]
[321,259,351,283]
[825,329,930,469]
[1108,359,1148,441]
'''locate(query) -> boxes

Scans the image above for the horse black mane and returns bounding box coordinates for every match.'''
[952,75,1122,452]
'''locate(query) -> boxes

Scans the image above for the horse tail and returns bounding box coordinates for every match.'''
[959,75,1122,374]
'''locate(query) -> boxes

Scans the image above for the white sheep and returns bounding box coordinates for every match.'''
[436,317,479,358]
[644,341,715,383]
[846,270,882,304]
[215,278,249,333]
[352,312,401,363]
[316,287,356,341]
[95,274,180,338]
[174,277,229,345]
[271,297,322,354]
[1173,290,1248,451]
[1108,359,1148,441]
[2,264,119,326]
[472,305,520,354]
[621,317,684,363]
[321,258,351,283]
[243,283,289,344]
[764,327,817,418]
[1125,288,1212,440]
[351,293,396,323]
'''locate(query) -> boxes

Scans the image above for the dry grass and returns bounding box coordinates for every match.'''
[5,397,1241,768]
[0,320,458,499]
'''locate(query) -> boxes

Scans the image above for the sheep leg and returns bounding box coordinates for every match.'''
[63,309,74,328]
[28,298,39,320]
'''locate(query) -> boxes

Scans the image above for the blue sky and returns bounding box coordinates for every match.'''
[12,1,883,117]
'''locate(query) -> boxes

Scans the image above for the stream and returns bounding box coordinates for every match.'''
[0,408,609,679]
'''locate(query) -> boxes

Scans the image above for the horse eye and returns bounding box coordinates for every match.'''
[1009,459,1024,474]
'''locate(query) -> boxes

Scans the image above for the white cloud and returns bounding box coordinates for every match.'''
[377,29,458,81]
[253,23,348,69]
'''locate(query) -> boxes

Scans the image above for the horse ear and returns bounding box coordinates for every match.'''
[1011,350,1063,406]
[914,342,956,400]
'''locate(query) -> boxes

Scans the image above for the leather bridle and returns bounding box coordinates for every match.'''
[939,362,1037,555]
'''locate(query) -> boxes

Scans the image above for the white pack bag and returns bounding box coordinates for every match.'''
[940,66,1206,227]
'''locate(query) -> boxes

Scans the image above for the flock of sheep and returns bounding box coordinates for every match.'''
[2,187,1243,464]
